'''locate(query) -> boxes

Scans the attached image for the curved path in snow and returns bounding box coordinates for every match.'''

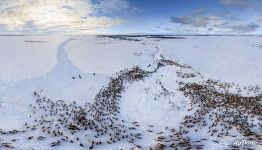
[46,38,83,78]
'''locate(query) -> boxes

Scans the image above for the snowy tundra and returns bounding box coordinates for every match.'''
[0,35,262,150]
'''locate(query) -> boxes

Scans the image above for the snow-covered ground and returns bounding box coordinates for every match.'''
[156,36,262,86]
[0,35,261,150]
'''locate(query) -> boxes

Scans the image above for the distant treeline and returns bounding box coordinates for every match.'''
[24,40,47,43]
[99,35,187,40]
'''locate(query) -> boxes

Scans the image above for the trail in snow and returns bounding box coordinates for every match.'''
[49,38,82,77]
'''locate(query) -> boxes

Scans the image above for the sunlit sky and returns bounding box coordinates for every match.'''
[0,0,261,34]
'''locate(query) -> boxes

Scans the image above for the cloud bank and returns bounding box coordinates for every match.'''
[220,0,252,7]
[0,0,131,34]
[169,8,261,34]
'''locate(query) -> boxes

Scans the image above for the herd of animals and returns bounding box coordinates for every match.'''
[0,37,262,149]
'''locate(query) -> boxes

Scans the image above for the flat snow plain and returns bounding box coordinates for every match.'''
[0,35,261,150]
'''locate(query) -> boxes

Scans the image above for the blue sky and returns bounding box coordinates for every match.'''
[0,0,261,34]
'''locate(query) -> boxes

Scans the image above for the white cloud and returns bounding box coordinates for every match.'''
[169,9,261,34]
[254,15,262,23]
[220,0,252,7]
[0,0,128,34]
